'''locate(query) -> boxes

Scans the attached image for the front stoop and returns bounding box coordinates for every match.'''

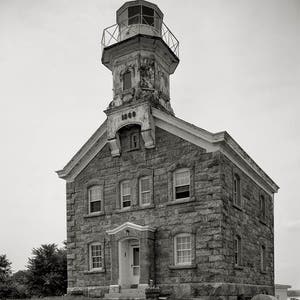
[104,288,146,300]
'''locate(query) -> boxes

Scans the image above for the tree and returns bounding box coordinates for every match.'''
[0,255,14,299]
[26,244,67,297]
[0,255,11,282]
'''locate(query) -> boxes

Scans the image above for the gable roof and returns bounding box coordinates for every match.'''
[56,108,279,194]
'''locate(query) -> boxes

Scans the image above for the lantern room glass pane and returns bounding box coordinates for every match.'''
[128,5,141,25]
[142,6,154,26]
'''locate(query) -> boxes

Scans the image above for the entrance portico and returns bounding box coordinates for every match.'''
[107,222,155,292]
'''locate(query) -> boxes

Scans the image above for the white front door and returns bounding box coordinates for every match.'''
[129,244,140,285]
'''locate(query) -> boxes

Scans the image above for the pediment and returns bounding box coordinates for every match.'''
[56,108,278,195]
[106,222,156,235]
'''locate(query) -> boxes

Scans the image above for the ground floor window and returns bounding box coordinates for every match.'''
[261,244,266,272]
[174,233,192,265]
[234,235,242,266]
[89,243,103,270]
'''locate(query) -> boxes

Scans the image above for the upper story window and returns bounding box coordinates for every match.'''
[174,233,192,265]
[260,195,266,220]
[123,71,132,90]
[119,125,141,152]
[128,5,154,26]
[233,174,241,207]
[260,244,266,272]
[139,176,151,206]
[173,168,190,200]
[89,243,103,270]
[130,132,140,150]
[121,180,131,208]
[234,235,242,266]
[88,185,102,214]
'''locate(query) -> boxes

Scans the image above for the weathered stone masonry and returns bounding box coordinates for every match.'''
[64,126,274,298]
[58,1,279,299]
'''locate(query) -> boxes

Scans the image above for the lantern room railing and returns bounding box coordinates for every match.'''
[101,14,179,58]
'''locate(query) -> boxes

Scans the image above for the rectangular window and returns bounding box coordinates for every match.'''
[128,5,141,25]
[234,236,242,266]
[174,169,190,200]
[130,132,139,150]
[90,243,103,270]
[123,71,132,90]
[139,176,151,205]
[233,174,241,207]
[175,234,192,265]
[261,245,266,271]
[88,186,102,213]
[260,195,266,220]
[121,181,131,208]
[142,6,154,26]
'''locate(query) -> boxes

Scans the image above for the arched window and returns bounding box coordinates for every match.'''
[233,174,241,207]
[88,185,102,214]
[260,195,266,220]
[174,233,192,265]
[173,168,190,200]
[234,235,242,266]
[123,71,132,90]
[260,244,266,272]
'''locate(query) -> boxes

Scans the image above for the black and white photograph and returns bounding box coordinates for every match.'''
[0,1,299,299]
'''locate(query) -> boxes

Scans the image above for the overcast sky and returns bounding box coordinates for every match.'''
[0,0,299,289]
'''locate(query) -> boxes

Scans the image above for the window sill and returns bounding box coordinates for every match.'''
[83,212,105,218]
[234,265,243,270]
[166,197,195,206]
[84,269,105,274]
[232,204,243,211]
[169,264,197,270]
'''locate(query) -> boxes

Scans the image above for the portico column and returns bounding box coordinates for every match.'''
[109,237,120,292]
[139,232,155,286]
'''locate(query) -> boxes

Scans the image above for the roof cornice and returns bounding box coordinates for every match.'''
[152,108,279,194]
[56,120,107,181]
[56,108,279,194]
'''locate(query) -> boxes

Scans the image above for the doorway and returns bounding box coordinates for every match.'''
[119,238,140,288]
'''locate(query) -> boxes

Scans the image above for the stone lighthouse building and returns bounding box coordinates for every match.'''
[57,1,279,299]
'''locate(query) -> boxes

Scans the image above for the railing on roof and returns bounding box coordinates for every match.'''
[101,14,179,58]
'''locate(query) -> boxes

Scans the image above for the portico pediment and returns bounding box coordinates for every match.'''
[106,222,155,235]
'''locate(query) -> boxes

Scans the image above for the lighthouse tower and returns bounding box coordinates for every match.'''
[57,1,279,299]
[101,0,179,156]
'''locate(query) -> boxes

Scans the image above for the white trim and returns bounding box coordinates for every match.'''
[120,180,131,209]
[153,108,278,194]
[88,185,103,214]
[56,120,107,181]
[57,108,278,195]
[89,242,104,271]
[174,233,192,266]
[173,168,190,201]
[139,176,151,206]
[106,222,155,235]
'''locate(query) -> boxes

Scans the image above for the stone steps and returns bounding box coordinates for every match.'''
[104,288,146,300]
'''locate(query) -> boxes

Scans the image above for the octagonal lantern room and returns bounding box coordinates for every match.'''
[116,0,164,41]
